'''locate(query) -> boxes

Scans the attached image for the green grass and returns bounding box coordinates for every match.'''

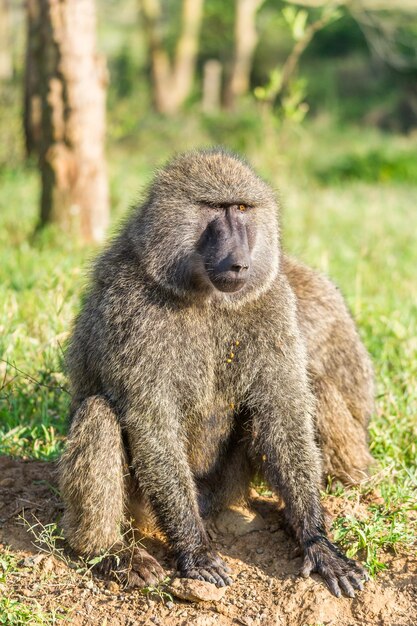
[332,505,415,578]
[0,110,416,575]
[0,596,66,625]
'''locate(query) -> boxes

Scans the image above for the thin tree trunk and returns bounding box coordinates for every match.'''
[202,59,222,113]
[224,0,264,110]
[173,0,204,107]
[139,0,172,113]
[139,0,204,115]
[0,0,13,80]
[24,0,42,156]
[34,0,109,243]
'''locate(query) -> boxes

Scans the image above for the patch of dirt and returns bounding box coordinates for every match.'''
[0,456,416,625]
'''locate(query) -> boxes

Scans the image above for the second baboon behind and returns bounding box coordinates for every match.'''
[59,149,373,597]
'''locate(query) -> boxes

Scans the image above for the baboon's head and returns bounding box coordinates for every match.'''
[131,149,280,306]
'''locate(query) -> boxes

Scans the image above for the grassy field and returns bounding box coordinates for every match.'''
[0,114,416,619]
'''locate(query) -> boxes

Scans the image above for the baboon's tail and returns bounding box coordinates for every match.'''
[59,396,126,555]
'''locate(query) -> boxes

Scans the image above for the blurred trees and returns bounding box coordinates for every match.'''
[137,0,266,113]
[5,0,416,227]
[26,0,109,243]
[139,0,204,115]
[135,0,356,116]
[19,0,417,130]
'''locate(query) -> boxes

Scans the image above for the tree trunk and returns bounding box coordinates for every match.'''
[24,0,42,156]
[0,0,13,80]
[202,59,222,114]
[139,0,204,115]
[172,0,204,108]
[34,0,109,243]
[224,0,264,110]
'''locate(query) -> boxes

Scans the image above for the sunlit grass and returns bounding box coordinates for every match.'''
[332,504,416,577]
[0,596,65,625]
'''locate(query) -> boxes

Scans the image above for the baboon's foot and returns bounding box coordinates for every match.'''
[93,546,166,589]
[124,547,166,589]
[177,550,233,587]
[300,536,368,598]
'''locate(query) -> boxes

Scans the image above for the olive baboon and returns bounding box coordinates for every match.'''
[59,149,373,597]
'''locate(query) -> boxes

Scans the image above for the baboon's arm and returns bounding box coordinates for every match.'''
[247,338,367,597]
[247,338,324,539]
[125,405,232,586]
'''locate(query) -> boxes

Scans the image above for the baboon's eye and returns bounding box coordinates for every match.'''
[238,204,246,212]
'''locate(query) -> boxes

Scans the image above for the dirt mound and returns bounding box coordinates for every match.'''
[0,456,416,625]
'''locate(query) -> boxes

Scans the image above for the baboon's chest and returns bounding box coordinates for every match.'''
[177,322,253,475]
[185,397,236,476]
[185,344,250,475]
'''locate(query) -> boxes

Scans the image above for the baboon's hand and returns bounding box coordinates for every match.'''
[177,550,233,587]
[300,536,368,598]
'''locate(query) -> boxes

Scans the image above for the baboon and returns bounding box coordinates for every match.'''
[59,148,374,597]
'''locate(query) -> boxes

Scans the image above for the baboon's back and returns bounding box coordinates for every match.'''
[283,256,374,482]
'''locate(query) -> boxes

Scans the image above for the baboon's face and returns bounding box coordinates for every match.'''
[136,150,280,305]
[194,202,254,293]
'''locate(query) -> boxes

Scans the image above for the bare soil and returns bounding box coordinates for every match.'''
[0,456,416,626]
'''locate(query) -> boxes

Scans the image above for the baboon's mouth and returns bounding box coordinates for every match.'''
[208,272,247,293]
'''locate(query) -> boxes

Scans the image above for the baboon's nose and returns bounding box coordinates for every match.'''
[230,262,249,273]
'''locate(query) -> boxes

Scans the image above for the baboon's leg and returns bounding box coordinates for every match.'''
[59,396,126,555]
[59,396,165,587]
[313,379,373,484]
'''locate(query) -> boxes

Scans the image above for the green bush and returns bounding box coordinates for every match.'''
[317,149,417,183]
